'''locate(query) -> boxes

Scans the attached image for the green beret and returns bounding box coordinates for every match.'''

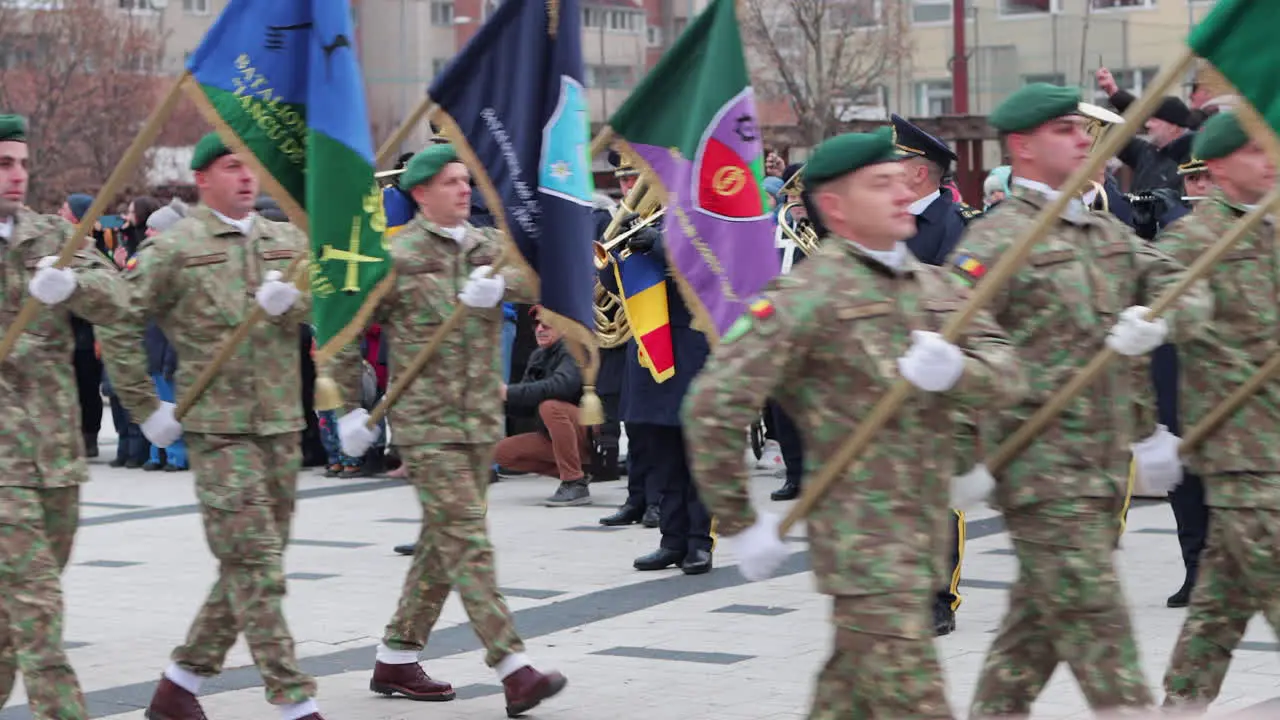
[190,132,232,171]
[804,128,907,185]
[399,144,459,190]
[0,115,27,143]
[989,83,1082,133]
[1192,111,1248,161]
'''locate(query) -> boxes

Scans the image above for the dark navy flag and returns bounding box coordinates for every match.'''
[428,0,595,347]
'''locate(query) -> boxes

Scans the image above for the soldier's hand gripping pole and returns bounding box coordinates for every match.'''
[0,72,189,363]
[777,49,1198,537]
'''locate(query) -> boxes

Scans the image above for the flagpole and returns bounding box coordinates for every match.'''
[174,75,313,421]
[0,72,188,363]
[375,97,437,168]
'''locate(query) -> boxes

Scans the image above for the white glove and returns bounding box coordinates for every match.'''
[254,270,301,317]
[140,402,183,449]
[896,330,966,392]
[1131,425,1184,494]
[1105,306,1168,356]
[338,409,378,458]
[729,511,790,582]
[28,256,77,306]
[458,265,505,308]
[950,464,996,510]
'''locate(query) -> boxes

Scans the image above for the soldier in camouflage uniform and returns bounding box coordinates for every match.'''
[1155,112,1280,708]
[336,144,567,718]
[96,133,327,720]
[682,129,1029,720]
[0,114,128,720]
[945,84,1214,717]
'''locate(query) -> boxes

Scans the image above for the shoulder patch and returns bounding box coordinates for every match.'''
[125,256,138,272]
[721,313,754,344]
[957,203,983,222]
[951,253,987,285]
[749,298,774,320]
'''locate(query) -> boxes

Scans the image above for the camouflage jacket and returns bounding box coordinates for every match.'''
[98,206,311,436]
[682,237,1026,596]
[1156,191,1280,507]
[335,215,534,447]
[1,209,128,487]
[948,184,1213,510]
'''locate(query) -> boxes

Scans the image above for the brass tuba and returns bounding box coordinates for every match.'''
[593,179,664,349]
[773,166,820,257]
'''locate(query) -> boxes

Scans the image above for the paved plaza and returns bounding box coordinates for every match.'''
[2,432,1278,720]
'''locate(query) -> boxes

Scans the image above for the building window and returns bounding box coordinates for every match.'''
[1089,0,1154,8]
[583,7,643,32]
[182,0,209,13]
[430,1,455,26]
[646,26,662,47]
[585,64,636,89]
[1093,67,1158,102]
[999,0,1060,15]
[117,0,159,11]
[912,0,951,24]
[915,80,953,117]
[828,0,882,29]
[1023,72,1065,86]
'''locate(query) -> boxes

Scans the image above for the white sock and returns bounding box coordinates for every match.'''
[279,698,318,720]
[495,653,531,680]
[163,663,203,695]
[375,643,420,665]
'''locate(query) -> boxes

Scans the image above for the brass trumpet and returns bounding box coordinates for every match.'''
[592,180,664,271]
[773,165,820,257]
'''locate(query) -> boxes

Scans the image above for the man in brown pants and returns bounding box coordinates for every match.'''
[495,306,589,506]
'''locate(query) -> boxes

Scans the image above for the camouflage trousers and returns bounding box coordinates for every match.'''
[971,497,1152,718]
[383,443,524,667]
[171,432,316,705]
[1163,505,1280,707]
[0,486,85,720]
[809,592,951,720]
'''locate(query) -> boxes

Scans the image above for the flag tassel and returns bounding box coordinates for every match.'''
[579,344,604,426]
[313,372,344,412]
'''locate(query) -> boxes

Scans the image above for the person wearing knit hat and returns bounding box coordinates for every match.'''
[1094,68,1195,194]
[955,83,1214,717]
[0,111,129,720]
[96,125,326,720]
[1153,109,1280,704]
[329,143,566,715]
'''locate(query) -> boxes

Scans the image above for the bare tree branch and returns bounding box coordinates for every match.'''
[742,0,912,145]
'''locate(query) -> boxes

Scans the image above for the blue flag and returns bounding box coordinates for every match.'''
[427,0,595,346]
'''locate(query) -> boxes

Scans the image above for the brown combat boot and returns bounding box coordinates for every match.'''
[369,661,456,701]
[502,666,567,718]
[144,677,208,720]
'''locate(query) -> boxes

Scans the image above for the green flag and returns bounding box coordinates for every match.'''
[186,0,391,353]
[1188,0,1280,132]
[604,0,779,340]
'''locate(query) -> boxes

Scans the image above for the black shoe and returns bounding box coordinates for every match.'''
[142,461,164,472]
[1167,577,1195,608]
[490,467,500,484]
[394,543,417,556]
[633,547,683,571]
[543,481,591,507]
[164,465,187,472]
[125,458,146,469]
[681,549,712,575]
[599,504,643,526]
[83,436,99,458]
[641,505,660,528]
[933,601,956,636]
[109,458,126,468]
[770,480,799,501]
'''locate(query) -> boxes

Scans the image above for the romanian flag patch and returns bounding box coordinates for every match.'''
[952,254,986,284]
[749,298,774,319]
[125,256,139,272]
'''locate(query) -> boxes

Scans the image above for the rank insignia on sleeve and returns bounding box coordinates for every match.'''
[952,253,986,285]
[125,256,138,272]
[749,298,774,319]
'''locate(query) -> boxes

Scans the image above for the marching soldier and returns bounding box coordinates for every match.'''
[1156,112,1280,707]
[682,129,1027,719]
[96,133,326,719]
[890,113,978,637]
[947,84,1213,717]
[0,114,128,720]
[335,144,566,717]
[596,151,714,574]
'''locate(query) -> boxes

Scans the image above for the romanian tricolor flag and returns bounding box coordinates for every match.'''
[383,184,416,238]
[612,250,675,382]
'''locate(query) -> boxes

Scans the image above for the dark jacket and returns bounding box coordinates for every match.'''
[143,322,177,378]
[592,207,627,397]
[506,339,583,433]
[1107,91,1195,195]
[907,192,978,265]
[1109,89,1211,131]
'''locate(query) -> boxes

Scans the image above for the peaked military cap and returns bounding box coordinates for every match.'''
[608,149,640,178]
[190,132,232,171]
[1178,157,1208,176]
[890,114,956,168]
[989,83,1083,133]
[0,115,27,143]
[805,128,908,185]
[399,143,460,190]
[429,124,450,145]
[1192,111,1248,161]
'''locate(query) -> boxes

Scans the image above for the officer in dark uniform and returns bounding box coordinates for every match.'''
[590,156,628,490]
[890,114,974,636]
[596,155,714,574]
[765,162,808,502]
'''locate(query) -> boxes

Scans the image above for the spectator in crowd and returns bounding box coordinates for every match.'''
[495,306,589,506]
[1097,68,1195,194]
[140,201,188,471]
[312,335,364,477]
[61,193,104,458]
[983,165,1011,209]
